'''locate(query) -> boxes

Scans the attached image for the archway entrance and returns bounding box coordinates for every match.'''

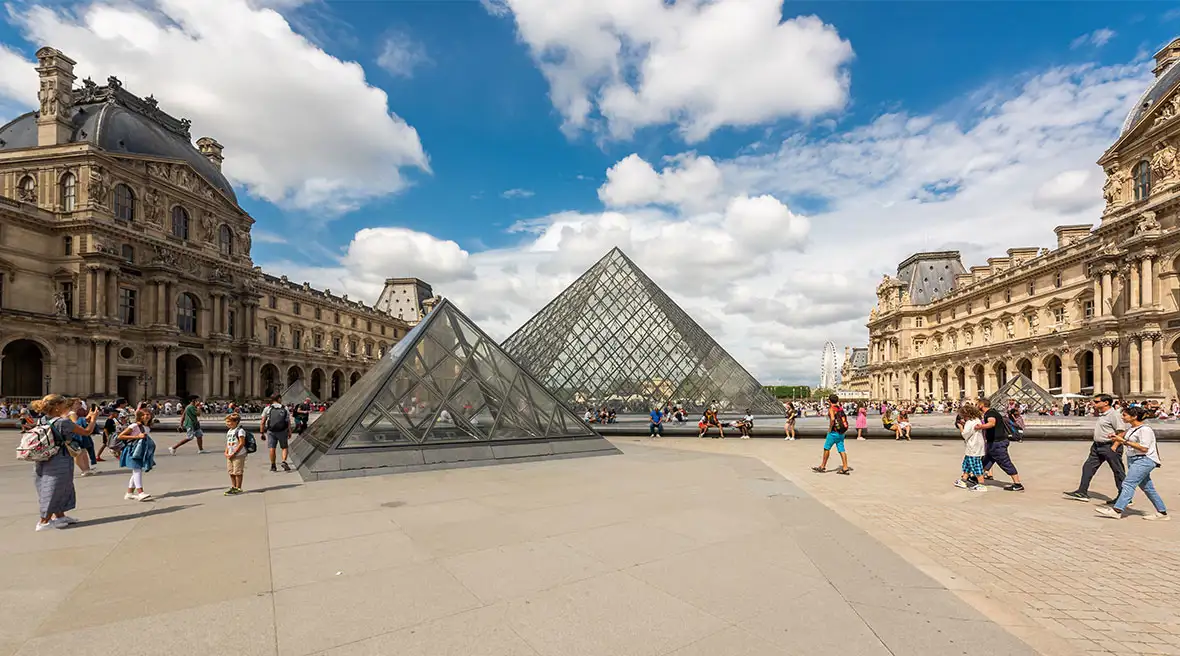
[1044,355,1063,394]
[1078,351,1095,394]
[311,368,324,399]
[1017,358,1033,380]
[1,339,45,398]
[955,367,966,399]
[972,364,986,397]
[911,372,919,398]
[350,372,361,386]
[938,368,949,399]
[994,362,1008,387]
[175,354,204,400]
[331,370,343,399]
[287,365,303,387]
[924,371,934,399]
[260,364,279,397]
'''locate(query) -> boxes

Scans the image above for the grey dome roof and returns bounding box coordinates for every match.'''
[0,80,236,203]
[1121,60,1180,136]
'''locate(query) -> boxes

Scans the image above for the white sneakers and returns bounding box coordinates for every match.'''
[197,449,208,455]
[34,516,77,531]
[953,480,969,489]
[168,447,176,455]
[1143,512,1171,522]
[124,492,153,502]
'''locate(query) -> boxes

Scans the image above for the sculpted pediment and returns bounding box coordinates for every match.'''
[1107,83,1180,157]
[145,160,231,207]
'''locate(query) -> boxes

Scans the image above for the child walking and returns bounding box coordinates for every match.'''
[117,409,156,501]
[224,413,249,495]
[855,404,868,440]
[955,404,987,492]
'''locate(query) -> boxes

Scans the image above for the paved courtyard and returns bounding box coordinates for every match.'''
[1,431,1174,656]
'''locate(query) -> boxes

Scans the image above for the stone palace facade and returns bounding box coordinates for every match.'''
[0,47,432,404]
[866,38,1180,402]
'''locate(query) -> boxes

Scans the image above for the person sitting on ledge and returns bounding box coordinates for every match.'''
[649,407,664,438]
[698,407,724,439]
[737,410,754,439]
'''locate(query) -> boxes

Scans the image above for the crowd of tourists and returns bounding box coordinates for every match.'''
[17,392,320,531]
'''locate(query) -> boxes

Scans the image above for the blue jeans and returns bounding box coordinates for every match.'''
[1114,456,1167,513]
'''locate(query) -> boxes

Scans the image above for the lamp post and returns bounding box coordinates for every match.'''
[43,374,51,395]
[140,374,153,404]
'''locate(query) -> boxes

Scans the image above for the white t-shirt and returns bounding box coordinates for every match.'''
[1124,424,1161,465]
[225,426,247,458]
[961,419,985,457]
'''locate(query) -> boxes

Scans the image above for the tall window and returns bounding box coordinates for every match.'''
[314,333,322,349]
[332,337,341,354]
[1133,160,1151,201]
[914,317,924,328]
[380,325,386,336]
[18,175,35,202]
[314,307,322,320]
[177,293,198,334]
[267,325,279,347]
[334,312,340,324]
[1083,300,1094,319]
[364,342,372,357]
[269,295,277,309]
[119,288,137,325]
[293,328,303,350]
[351,317,357,328]
[1053,307,1066,324]
[227,309,236,338]
[171,206,190,239]
[1054,271,1062,288]
[60,282,73,317]
[121,244,134,263]
[113,184,135,221]
[293,301,301,315]
[63,236,72,255]
[1027,280,1035,296]
[60,173,76,211]
[366,320,372,332]
[218,225,233,256]
[1004,288,1011,303]
[349,340,357,355]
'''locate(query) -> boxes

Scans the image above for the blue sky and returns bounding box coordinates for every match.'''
[0,0,1175,383]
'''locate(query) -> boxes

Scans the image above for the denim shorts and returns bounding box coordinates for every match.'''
[186,429,204,441]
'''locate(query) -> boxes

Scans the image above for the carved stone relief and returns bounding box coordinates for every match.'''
[87,167,110,208]
[1152,140,1177,189]
[145,188,164,226]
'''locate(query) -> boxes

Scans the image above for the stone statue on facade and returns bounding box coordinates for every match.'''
[17,176,36,203]
[1028,313,1039,335]
[983,325,992,343]
[201,211,216,242]
[145,188,163,226]
[53,292,67,317]
[152,244,178,267]
[1102,167,1119,207]
[87,167,110,207]
[1152,140,1177,188]
[1153,94,1180,127]
[1135,211,1161,234]
[1005,320,1015,339]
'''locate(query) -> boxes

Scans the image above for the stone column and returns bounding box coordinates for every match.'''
[966,368,978,399]
[1101,342,1115,394]
[1142,257,1155,308]
[1033,364,1048,390]
[1094,347,1104,394]
[1129,263,1140,310]
[107,267,118,319]
[92,339,105,394]
[154,347,166,397]
[1062,364,1077,396]
[165,349,176,397]
[221,355,230,397]
[1129,337,1141,396]
[210,352,220,399]
[155,283,165,325]
[1101,270,1113,316]
[94,269,107,320]
[105,341,116,396]
[1142,334,1158,396]
[1092,276,1102,316]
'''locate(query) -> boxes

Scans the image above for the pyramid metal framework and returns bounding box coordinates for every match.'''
[502,248,783,415]
[280,379,320,406]
[291,298,618,480]
[989,373,1056,413]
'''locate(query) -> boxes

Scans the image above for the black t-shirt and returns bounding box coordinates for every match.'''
[982,409,1006,443]
[295,403,310,416]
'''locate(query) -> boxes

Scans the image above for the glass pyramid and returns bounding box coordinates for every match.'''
[989,373,1056,413]
[502,248,783,415]
[296,298,600,461]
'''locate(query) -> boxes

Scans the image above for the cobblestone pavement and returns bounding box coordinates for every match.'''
[614,436,1180,656]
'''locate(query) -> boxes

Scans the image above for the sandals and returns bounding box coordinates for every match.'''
[837,468,852,475]
[811,466,826,473]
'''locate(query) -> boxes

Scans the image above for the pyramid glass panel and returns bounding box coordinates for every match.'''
[300,298,600,475]
[503,248,782,415]
[989,373,1056,414]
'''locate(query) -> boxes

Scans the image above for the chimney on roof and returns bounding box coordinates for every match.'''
[1154,37,1180,78]
[34,47,76,147]
[196,137,224,170]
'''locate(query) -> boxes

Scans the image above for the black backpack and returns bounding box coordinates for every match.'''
[831,407,849,435]
[244,428,258,454]
[265,406,290,433]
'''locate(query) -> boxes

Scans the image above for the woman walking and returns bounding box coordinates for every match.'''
[117,409,157,501]
[67,398,98,476]
[30,394,98,531]
[1096,406,1169,521]
[855,404,868,440]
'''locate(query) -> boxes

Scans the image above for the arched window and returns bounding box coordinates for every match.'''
[171,206,190,240]
[113,184,135,221]
[177,293,198,334]
[17,175,35,202]
[121,244,134,263]
[1134,160,1151,201]
[218,224,233,256]
[60,173,76,212]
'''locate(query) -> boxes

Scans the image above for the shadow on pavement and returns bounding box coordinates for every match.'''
[76,504,201,527]
[155,487,222,499]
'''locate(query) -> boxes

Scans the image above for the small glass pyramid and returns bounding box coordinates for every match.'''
[989,373,1056,413]
[297,298,599,459]
[503,248,783,414]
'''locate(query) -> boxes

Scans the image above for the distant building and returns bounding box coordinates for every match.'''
[841,347,870,395]
[375,277,437,324]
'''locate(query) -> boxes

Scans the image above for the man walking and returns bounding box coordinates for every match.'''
[812,393,851,475]
[977,398,1024,491]
[261,394,292,472]
[1064,394,1126,502]
[169,396,206,455]
[293,397,312,434]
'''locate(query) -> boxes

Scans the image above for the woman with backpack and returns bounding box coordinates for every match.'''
[117,409,156,501]
[26,394,99,531]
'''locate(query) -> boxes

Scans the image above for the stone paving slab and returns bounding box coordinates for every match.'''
[617,435,1180,656]
[0,429,1036,656]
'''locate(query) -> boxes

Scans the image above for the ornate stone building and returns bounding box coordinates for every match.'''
[0,47,417,404]
[840,347,870,395]
[866,37,1180,403]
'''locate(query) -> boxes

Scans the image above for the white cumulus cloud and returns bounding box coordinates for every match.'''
[377,31,429,78]
[490,0,853,141]
[3,0,429,214]
[598,153,725,212]
[1071,28,1116,49]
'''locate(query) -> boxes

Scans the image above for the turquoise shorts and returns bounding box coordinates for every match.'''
[823,431,846,453]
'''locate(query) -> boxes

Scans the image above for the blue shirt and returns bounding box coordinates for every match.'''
[650,410,661,424]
